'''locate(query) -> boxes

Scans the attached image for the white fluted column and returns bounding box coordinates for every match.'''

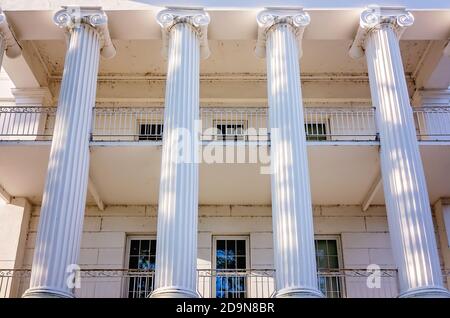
[23,7,115,298]
[151,8,209,298]
[256,9,323,298]
[350,6,450,298]
[0,8,22,67]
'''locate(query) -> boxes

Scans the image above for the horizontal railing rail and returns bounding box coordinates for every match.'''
[1,106,449,142]
[0,268,415,298]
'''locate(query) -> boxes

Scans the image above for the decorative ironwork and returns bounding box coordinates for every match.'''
[0,268,414,298]
[1,106,449,142]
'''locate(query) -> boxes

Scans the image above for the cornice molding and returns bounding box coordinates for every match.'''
[53,6,116,59]
[349,6,414,59]
[255,8,310,59]
[0,8,21,58]
[156,8,210,59]
[412,89,450,107]
[48,72,417,84]
[11,87,53,105]
[89,97,374,106]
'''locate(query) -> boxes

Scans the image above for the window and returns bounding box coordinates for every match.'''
[305,123,327,141]
[126,237,157,298]
[138,123,163,141]
[315,237,343,298]
[213,236,249,298]
[214,121,246,141]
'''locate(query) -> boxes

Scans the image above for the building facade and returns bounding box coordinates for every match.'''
[0,0,450,298]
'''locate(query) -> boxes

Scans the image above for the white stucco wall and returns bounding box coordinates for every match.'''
[433,199,450,290]
[0,198,31,297]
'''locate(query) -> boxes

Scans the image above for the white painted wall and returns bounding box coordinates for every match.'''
[433,199,450,290]
[0,68,14,103]
[0,198,31,297]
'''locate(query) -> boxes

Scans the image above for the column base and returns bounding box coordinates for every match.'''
[22,287,75,298]
[150,287,199,298]
[274,287,324,298]
[399,286,450,298]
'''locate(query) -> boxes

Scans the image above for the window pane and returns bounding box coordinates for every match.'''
[150,240,157,254]
[149,256,156,269]
[328,256,339,269]
[128,278,136,297]
[216,255,226,269]
[140,124,146,135]
[129,256,138,269]
[139,124,163,141]
[305,123,326,141]
[316,240,327,255]
[226,256,236,269]
[217,240,225,251]
[140,240,150,255]
[236,240,246,255]
[127,238,156,298]
[216,240,226,269]
[130,240,139,256]
[315,239,342,298]
[227,240,236,256]
[217,125,226,135]
[138,256,150,269]
[215,238,248,298]
[327,240,338,256]
[236,256,246,269]
[317,256,327,269]
[318,276,327,292]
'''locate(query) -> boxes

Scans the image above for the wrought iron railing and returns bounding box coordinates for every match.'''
[0,268,406,298]
[1,106,449,142]
[197,269,276,298]
[0,106,56,141]
[414,106,450,141]
[0,106,377,142]
[92,107,378,142]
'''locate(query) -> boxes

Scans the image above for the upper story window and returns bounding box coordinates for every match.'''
[305,123,327,141]
[214,120,247,141]
[138,123,163,141]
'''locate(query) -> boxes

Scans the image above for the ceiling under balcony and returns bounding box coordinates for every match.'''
[26,39,430,78]
[1,143,449,208]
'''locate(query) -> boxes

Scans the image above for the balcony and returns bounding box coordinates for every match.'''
[0,268,401,298]
[1,106,450,207]
[0,106,449,143]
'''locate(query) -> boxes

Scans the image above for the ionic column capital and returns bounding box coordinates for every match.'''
[156,8,210,59]
[0,8,21,58]
[53,6,116,58]
[349,6,414,59]
[255,8,310,59]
